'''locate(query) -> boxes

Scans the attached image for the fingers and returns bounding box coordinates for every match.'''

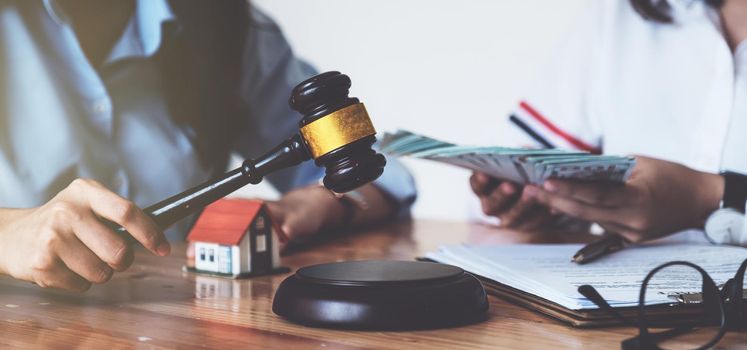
[499,182,518,196]
[542,180,628,207]
[56,235,113,284]
[480,183,520,216]
[35,209,117,290]
[45,265,92,292]
[12,178,171,292]
[72,215,134,271]
[595,222,646,243]
[71,179,169,256]
[470,172,499,195]
[266,196,327,245]
[472,178,559,229]
[31,256,92,292]
[525,185,619,224]
[514,207,558,231]
[277,208,312,242]
[498,189,558,230]
[498,189,535,227]
[469,173,524,219]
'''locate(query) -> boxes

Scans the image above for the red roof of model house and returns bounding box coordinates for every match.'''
[187,199,265,246]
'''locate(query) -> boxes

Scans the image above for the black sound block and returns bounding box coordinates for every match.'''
[272,260,489,330]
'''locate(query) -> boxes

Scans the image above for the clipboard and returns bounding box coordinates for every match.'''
[419,257,746,328]
[478,275,708,328]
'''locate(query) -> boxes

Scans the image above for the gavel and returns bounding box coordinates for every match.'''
[116,71,386,232]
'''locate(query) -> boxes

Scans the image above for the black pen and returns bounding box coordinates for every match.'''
[572,233,627,264]
[509,114,556,149]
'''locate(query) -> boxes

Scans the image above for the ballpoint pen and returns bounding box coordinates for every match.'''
[572,233,627,264]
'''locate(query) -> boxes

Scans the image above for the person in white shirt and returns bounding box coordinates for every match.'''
[471,0,747,244]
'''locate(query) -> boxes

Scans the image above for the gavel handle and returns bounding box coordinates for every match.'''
[111,134,310,235]
[144,166,255,228]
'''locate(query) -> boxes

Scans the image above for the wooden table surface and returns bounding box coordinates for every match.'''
[1,219,746,349]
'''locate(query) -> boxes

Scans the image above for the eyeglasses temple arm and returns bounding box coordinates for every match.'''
[578,285,637,327]
[725,258,747,328]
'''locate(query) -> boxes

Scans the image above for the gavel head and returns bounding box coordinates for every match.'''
[290,71,386,193]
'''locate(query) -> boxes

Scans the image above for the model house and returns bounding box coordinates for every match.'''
[187,199,282,278]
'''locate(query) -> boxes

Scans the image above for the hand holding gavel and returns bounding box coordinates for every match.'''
[0,72,387,291]
[133,71,386,230]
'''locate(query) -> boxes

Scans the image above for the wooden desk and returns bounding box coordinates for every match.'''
[1,220,745,349]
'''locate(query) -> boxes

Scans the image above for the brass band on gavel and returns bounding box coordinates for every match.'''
[299,103,377,159]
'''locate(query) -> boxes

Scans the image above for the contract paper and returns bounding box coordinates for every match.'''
[426,243,747,310]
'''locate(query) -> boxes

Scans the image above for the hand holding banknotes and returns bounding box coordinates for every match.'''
[470,172,558,230]
[525,156,724,243]
[381,130,636,232]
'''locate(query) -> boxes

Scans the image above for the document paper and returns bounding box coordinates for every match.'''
[426,243,747,310]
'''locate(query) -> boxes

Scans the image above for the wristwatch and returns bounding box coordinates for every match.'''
[704,171,747,245]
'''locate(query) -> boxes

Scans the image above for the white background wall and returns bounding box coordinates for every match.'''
[244,0,589,222]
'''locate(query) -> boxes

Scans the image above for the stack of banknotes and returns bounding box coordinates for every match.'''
[380,130,636,184]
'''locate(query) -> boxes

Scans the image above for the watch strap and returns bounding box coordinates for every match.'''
[721,171,747,213]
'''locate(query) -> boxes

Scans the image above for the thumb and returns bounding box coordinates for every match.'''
[281,211,309,242]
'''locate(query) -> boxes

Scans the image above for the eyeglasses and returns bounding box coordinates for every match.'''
[579,258,747,350]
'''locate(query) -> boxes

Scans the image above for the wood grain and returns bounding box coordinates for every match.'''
[1,220,745,349]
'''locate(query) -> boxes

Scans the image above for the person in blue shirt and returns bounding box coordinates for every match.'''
[0,0,415,292]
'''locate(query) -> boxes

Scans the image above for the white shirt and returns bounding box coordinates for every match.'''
[509,0,747,175]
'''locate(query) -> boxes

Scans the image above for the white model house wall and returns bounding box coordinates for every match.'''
[195,242,232,274]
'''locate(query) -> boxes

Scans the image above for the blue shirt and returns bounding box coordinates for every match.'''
[0,0,416,239]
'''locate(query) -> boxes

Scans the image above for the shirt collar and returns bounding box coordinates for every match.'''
[44,0,176,63]
[107,0,176,63]
[666,0,698,11]
[662,0,710,23]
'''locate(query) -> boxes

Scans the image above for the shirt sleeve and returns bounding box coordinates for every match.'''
[233,6,416,216]
[504,0,607,153]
